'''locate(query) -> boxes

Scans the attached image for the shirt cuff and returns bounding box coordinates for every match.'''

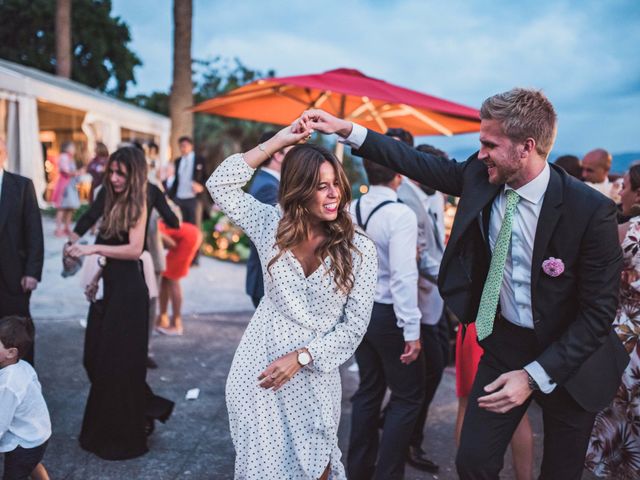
[339,123,367,149]
[402,322,421,342]
[524,361,557,394]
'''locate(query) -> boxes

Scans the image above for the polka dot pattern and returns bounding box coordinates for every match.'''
[207,154,379,479]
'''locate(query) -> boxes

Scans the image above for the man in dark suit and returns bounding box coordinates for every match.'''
[167,136,205,263]
[0,138,44,365]
[297,88,628,479]
[246,131,287,308]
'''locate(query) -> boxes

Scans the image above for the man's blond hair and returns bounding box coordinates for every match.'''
[480,88,557,159]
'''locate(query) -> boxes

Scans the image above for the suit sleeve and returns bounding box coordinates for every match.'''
[73,188,105,237]
[23,179,44,281]
[536,200,623,385]
[253,182,279,207]
[351,128,466,197]
[150,185,180,229]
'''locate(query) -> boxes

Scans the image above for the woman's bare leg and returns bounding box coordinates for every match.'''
[55,209,65,235]
[169,279,183,330]
[157,277,170,328]
[30,463,50,480]
[318,464,330,480]
[455,396,468,446]
[64,209,73,233]
[510,413,534,480]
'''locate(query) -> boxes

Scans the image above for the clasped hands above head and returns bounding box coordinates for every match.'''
[290,109,353,138]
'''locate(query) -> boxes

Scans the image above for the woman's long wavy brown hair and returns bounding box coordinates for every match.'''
[267,144,359,294]
[99,147,147,240]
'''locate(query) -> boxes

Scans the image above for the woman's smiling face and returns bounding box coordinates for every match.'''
[306,161,341,223]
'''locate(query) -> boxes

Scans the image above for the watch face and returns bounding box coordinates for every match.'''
[298,351,311,366]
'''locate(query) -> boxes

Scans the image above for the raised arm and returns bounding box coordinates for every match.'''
[205,125,310,245]
[296,109,466,196]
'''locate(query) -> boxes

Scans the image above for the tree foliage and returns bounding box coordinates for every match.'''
[0,0,140,96]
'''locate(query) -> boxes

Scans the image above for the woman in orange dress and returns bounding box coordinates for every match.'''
[155,221,202,335]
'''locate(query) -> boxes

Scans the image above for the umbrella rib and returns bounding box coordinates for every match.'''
[310,91,331,109]
[400,104,453,136]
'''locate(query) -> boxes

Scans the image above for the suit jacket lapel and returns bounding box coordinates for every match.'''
[0,173,15,234]
[448,180,500,250]
[531,166,564,301]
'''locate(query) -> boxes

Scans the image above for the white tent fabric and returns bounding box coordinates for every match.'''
[0,59,170,202]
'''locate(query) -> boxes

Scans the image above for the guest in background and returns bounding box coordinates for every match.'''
[167,136,205,265]
[87,142,109,202]
[348,159,423,480]
[0,316,51,480]
[155,221,202,336]
[553,154,582,180]
[0,139,44,366]
[65,147,175,460]
[586,163,640,478]
[245,130,289,308]
[51,141,82,237]
[582,148,620,201]
[146,142,162,185]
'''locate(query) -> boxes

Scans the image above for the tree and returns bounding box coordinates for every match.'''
[169,0,193,156]
[0,0,141,96]
[55,0,72,78]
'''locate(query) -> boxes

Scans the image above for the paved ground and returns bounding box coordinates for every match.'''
[1,218,598,479]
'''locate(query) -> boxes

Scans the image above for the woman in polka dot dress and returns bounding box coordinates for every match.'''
[207,125,378,479]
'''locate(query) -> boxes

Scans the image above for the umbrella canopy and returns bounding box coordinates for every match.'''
[192,68,480,136]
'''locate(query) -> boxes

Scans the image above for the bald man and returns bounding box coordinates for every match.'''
[0,138,44,365]
[582,149,619,201]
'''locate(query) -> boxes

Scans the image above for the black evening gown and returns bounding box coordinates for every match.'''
[79,233,174,460]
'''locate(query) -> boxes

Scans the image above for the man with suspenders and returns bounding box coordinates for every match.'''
[347,159,425,480]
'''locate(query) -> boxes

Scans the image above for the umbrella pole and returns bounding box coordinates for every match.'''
[334,94,347,162]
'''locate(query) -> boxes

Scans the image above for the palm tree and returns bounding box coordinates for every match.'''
[55,0,72,78]
[169,0,194,157]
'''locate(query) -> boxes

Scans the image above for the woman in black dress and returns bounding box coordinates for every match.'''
[66,147,175,460]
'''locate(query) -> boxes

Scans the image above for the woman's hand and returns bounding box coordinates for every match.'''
[269,125,312,151]
[258,351,305,391]
[66,242,96,258]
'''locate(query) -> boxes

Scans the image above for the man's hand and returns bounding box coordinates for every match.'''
[192,181,204,194]
[20,276,38,293]
[293,109,353,138]
[477,369,533,413]
[258,350,305,391]
[400,339,421,365]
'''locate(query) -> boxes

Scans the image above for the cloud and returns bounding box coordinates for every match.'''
[112,0,640,154]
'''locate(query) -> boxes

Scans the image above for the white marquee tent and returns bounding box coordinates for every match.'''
[0,58,170,204]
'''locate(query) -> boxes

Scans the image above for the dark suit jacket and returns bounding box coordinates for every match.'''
[354,129,629,412]
[246,169,280,300]
[0,171,44,294]
[168,153,206,200]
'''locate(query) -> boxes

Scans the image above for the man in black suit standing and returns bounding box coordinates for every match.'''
[296,88,629,479]
[245,131,287,308]
[0,138,44,365]
[168,136,205,263]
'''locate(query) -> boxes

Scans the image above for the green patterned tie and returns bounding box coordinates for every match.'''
[476,189,520,341]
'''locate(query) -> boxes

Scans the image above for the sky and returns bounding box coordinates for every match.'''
[111,0,640,160]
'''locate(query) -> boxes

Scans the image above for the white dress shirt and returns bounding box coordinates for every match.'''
[0,168,4,207]
[261,166,281,181]
[344,123,556,392]
[350,185,421,341]
[0,360,51,452]
[176,151,195,199]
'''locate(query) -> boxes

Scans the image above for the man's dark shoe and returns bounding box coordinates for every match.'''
[407,446,439,473]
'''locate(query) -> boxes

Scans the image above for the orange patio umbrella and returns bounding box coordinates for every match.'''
[192,68,480,137]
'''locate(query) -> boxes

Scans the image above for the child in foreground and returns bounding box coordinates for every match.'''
[0,316,51,480]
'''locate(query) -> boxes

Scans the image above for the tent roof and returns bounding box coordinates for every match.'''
[0,58,169,133]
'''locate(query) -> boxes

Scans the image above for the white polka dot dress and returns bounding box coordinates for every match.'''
[207,154,378,480]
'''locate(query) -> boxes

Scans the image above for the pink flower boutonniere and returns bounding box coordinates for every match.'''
[542,257,564,277]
